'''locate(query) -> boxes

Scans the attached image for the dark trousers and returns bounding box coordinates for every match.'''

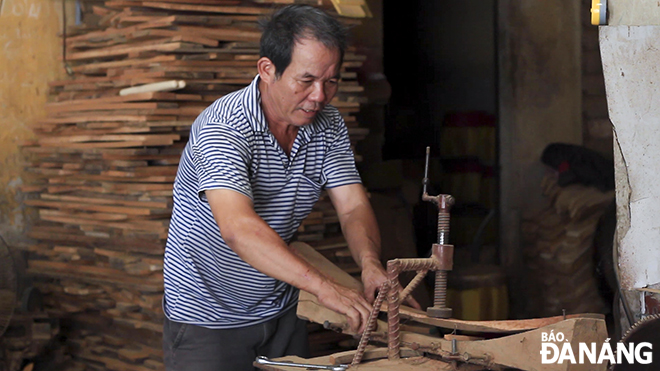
[163,306,309,371]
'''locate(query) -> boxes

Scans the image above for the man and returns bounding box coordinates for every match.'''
[162,5,416,370]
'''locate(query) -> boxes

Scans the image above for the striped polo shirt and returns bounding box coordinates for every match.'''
[163,75,362,329]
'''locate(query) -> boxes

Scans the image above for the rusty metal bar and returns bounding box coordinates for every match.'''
[400,270,428,302]
[351,282,389,366]
[387,260,402,360]
[387,257,442,360]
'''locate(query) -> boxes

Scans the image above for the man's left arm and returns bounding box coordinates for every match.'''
[327,184,421,309]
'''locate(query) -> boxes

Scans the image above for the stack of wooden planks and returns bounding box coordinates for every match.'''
[521,175,614,318]
[21,1,368,369]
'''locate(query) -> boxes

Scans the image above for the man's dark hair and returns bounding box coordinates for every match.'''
[259,5,348,77]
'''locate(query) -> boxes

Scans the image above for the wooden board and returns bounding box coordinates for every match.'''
[294,242,604,334]
[379,317,608,371]
[396,307,604,334]
[296,298,609,370]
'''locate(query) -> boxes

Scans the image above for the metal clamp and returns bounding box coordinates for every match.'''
[421,146,454,319]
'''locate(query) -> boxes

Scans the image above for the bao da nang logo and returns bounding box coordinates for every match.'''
[540,331,653,365]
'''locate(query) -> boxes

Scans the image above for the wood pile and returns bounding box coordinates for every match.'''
[521,175,614,318]
[21,1,368,369]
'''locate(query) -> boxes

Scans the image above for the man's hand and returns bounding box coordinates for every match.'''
[315,279,372,334]
[360,259,387,304]
[326,184,422,311]
[360,259,422,310]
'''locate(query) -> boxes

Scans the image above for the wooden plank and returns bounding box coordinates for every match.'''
[39,140,178,149]
[168,14,237,25]
[175,25,261,42]
[115,69,216,80]
[116,14,250,29]
[119,1,273,15]
[166,59,255,67]
[70,55,177,73]
[77,350,160,371]
[27,228,166,255]
[44,126,176,135]
[297,303,608,371]
[46,92,202,108]
[28,260,163,291]
[100,166,178,177]
[112,318,163,333]
[49,75,131,87]
[293,242,605,334]
[37,115,177,125]
[65,16,177,44]
[37,133,180,145]
[44,107,204,117]
[67,28,218,51]
[327,347,421,365]
[38,213,168,232]
[39,193,170,208]
[64,41,193,61]
[145,29,220,47]
[39,209,126,222]
[132,0,241,4]
[396,307,604,334]
[48,173,176,183]
[96,183,173,192]
[25,199,167,216]
[47,102,179,114]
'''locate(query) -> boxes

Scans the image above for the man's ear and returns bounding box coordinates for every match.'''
[257,57,276,83]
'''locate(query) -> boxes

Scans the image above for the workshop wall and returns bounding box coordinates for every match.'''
[599,0,660,326]
[602,26,660,297]
[0,0,74,244]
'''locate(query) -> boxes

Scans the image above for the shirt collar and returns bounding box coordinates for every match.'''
[242,75,268,133]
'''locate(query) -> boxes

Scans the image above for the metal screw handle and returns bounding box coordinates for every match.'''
[421,146,454,318]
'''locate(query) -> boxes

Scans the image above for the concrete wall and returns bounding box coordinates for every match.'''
[600,26,660,293]
[498,1,583,316]
[606,1,660,26]
[0,0,74,244]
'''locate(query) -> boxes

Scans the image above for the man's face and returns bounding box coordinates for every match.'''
[263,38,341,127]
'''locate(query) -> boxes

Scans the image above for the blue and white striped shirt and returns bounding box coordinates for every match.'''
[163,75,362,328]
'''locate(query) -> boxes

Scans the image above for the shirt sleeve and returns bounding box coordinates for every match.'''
[322,117,362,189]
[191,122,253,201]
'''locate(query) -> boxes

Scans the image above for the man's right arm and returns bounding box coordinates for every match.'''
[205,188,372,333]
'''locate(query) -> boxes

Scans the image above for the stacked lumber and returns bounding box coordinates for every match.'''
[521,175,614,317]
[21,1,368,370]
